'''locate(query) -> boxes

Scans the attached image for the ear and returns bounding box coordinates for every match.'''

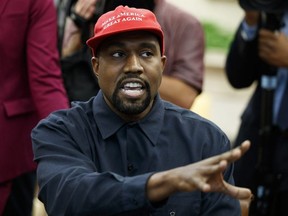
[91,57,99,77]
[161,55,167,74]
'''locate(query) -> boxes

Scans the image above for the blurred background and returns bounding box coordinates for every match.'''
[167,0,256,141]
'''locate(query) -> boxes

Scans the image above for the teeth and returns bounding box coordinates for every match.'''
[124,82,142,88]
[121,82,144,97]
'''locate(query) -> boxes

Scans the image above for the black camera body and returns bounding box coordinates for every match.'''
[239,0,288,13]
[239,0,287,31]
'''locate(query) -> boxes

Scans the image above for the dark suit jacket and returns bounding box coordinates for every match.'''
[0,0,69,184]
[225,26,288,191]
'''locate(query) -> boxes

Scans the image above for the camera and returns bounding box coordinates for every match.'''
[239,0,288,31]
[239,0,288,13]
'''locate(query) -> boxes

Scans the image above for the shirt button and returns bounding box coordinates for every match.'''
[169,211,176,216]
[127,163,134,172]
[132,198,138,206]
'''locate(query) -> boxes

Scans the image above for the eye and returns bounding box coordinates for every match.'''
[112,51,125,58]
[141,51,153,58]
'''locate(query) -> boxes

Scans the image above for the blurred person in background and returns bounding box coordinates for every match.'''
[225,0,288,215]
[0,0,69,215]
[58,0,204,109]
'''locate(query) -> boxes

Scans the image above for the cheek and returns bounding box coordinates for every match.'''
[151,62,164,81]
[97,65,119,93]
[98,73,114,91]
[147,68,162,91]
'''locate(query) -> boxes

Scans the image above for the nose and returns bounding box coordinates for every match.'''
[123,54,144,73]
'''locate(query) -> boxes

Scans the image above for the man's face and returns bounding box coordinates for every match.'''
[92,31,166,117]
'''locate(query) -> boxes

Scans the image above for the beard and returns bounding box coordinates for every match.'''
[111,77,151,115]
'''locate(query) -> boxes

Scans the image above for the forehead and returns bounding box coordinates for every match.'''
[99,31,160,50]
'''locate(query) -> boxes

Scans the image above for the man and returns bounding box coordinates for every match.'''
[0,0,69,215]
[225,0,288,215]
[60,0,204,108]
[32,6,251,215]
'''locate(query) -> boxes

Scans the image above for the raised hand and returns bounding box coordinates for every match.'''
[147,140,252,202]
[74,0,98,20]
[259,29,288,67]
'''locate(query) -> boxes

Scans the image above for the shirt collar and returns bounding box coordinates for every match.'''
[93,91,164,145]
[137,94,164,145]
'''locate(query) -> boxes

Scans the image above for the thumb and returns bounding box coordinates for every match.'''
[223,182,253,200]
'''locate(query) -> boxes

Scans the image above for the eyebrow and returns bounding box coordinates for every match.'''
[105,41,158,50]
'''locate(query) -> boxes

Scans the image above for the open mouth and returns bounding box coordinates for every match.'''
[120,80,145,98]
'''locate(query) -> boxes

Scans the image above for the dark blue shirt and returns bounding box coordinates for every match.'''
[32,91,240,216]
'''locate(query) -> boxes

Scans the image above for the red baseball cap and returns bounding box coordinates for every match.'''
[86,5,164,55]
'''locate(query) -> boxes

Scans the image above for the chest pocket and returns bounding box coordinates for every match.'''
[152,192,201,216]
[3,97,36,117]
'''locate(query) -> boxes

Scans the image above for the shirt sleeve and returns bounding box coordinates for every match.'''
[27,0,69,118]
[169,17,205,93]
[32,112,154,215]
[156,3,205,93]
[225,22,261,88]
[61,17,81,51]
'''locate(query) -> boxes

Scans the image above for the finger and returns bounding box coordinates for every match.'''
[259,39,274,53]
[75,0,96,18]
[200,182,211,193]
[204,160,228,176]
[259,48,270,59]
[216,148,242,163]
[193,177,214,193]
[237,140,251,155]
[197,140,251,167]
[82,0,97,18]
[74,0,85,12]
[186,160,227,180]
[259,29,276,40]
[223,182,252,200]
[277,32,286,41]
[198,149,240,167]
[214,140,251,164]
[185,161,227,192]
